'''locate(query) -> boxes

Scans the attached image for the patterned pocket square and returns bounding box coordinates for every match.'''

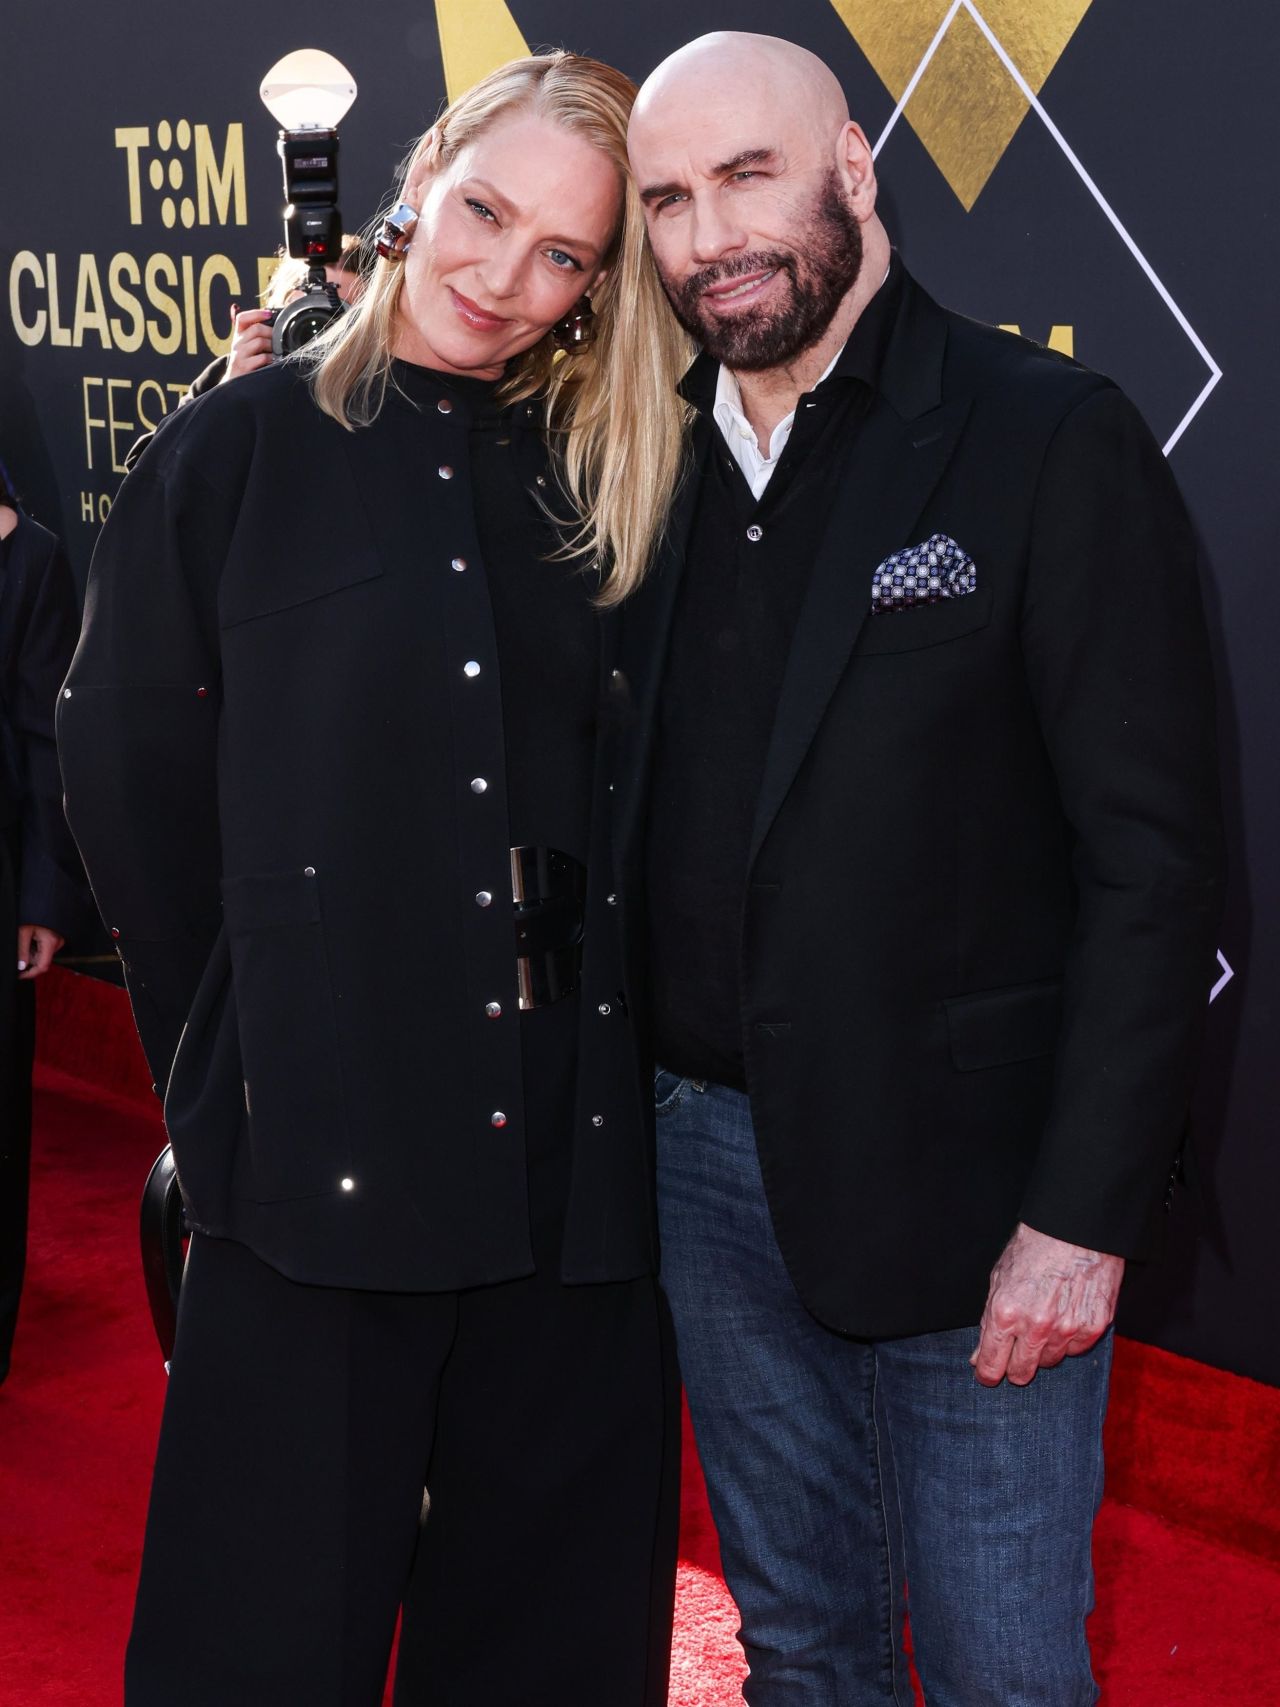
[870,533,976,613]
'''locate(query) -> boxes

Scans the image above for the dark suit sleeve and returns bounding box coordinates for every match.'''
[3,529,94,940]
[57,433,232,1092]
[1016,384,1226,1256]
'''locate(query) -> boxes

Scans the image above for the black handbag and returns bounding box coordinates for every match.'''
[140,1144,185,1366]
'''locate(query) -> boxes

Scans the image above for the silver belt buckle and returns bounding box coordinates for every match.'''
[510,845,586,1009]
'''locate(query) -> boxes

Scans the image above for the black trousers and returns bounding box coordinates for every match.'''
[125,1006,680,1707]
[0,827,35,1382]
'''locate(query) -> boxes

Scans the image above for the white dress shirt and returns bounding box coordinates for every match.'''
[711,263,893,500]
[712,348,842,501]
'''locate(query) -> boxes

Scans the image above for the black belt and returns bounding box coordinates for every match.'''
[509,845,586,1009]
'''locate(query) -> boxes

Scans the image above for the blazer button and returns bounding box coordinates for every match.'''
[485,1001,502,1019]
[463,661,481,679]
[340,1177,355,1192]
[591,1114,604,1127]
[597,1003,611,1016]
[438,465,454,480]
[470,777,488,794]
[491,1111,508,1128]
[746,523,763,542]
[476,890,493,907]
[451,557,467,572]
[437,398,453,414]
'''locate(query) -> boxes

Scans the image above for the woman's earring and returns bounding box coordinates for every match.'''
[552,296,595,350]
[376,202,419,261]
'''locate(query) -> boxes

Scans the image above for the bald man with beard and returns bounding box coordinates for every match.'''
[611,32,1225,1705]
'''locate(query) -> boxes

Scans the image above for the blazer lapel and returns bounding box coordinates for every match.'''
[748,281,971,870]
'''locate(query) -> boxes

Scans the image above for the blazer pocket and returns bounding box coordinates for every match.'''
[219,551,384,629]
[944,976,1064,1071]
[220,867,352,1200]
[856,582,994,656]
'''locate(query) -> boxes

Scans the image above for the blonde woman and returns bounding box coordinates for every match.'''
[59,53,689,1707]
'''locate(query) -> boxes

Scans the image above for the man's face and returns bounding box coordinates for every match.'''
[631,121,864,371]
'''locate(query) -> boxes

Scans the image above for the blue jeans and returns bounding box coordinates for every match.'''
[655,1072,1110,1707]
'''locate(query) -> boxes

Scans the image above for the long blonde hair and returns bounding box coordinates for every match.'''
[307,53,692,604]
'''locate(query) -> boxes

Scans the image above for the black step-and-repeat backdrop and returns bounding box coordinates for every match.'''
[3,1,1276,1384]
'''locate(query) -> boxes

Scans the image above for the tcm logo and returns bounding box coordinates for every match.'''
[115,121,247,229]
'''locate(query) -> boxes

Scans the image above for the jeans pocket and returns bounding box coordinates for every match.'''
[654,1069,691,1115]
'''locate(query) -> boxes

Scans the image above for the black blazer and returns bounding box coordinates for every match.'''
[58,364,653,1294]
[613,269,1226,1339]
[0,509,91,941]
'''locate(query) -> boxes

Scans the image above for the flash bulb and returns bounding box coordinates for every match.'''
[260,49,357,131]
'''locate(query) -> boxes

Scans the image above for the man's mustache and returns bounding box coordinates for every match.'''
[676,252,797,307]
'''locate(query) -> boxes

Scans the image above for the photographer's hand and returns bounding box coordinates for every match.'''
[223,309,275,380]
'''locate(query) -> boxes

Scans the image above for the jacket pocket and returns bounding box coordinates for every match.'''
[220,866,352,1200]
[943,976,1064,1071]
[856,582,994,655]
[219,552,384,629]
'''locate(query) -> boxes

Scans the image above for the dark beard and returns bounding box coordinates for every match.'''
[660,169,865,371]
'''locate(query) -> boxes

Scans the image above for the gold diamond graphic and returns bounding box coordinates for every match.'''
[830,0,1094,209]
[435,0,530,104]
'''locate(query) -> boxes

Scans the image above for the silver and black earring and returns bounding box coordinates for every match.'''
[376,202,419,261]
[552,296,595,350]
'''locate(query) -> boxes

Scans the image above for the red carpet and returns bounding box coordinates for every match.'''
[4,988,1280,1702]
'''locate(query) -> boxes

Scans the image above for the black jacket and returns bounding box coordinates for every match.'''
[0,510,91,940]
[123,354,227,474]
[613,268,1226,1339]
[58,363,652,1293]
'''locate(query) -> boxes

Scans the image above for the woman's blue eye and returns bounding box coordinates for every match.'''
[467,199,496,221]
[547,249,580,271]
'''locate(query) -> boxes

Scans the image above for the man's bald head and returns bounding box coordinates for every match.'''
[631,32,850,154]
[628,32,888,377]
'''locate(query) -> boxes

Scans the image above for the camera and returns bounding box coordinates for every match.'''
[262,293,341,356]
[259,51,358,358]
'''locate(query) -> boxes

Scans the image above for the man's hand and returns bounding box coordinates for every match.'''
[971,1222,1124,1388]
[18,924,64,979]
[223,308,275,381]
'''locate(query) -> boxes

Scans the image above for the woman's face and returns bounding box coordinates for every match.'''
[394,110,622,378]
